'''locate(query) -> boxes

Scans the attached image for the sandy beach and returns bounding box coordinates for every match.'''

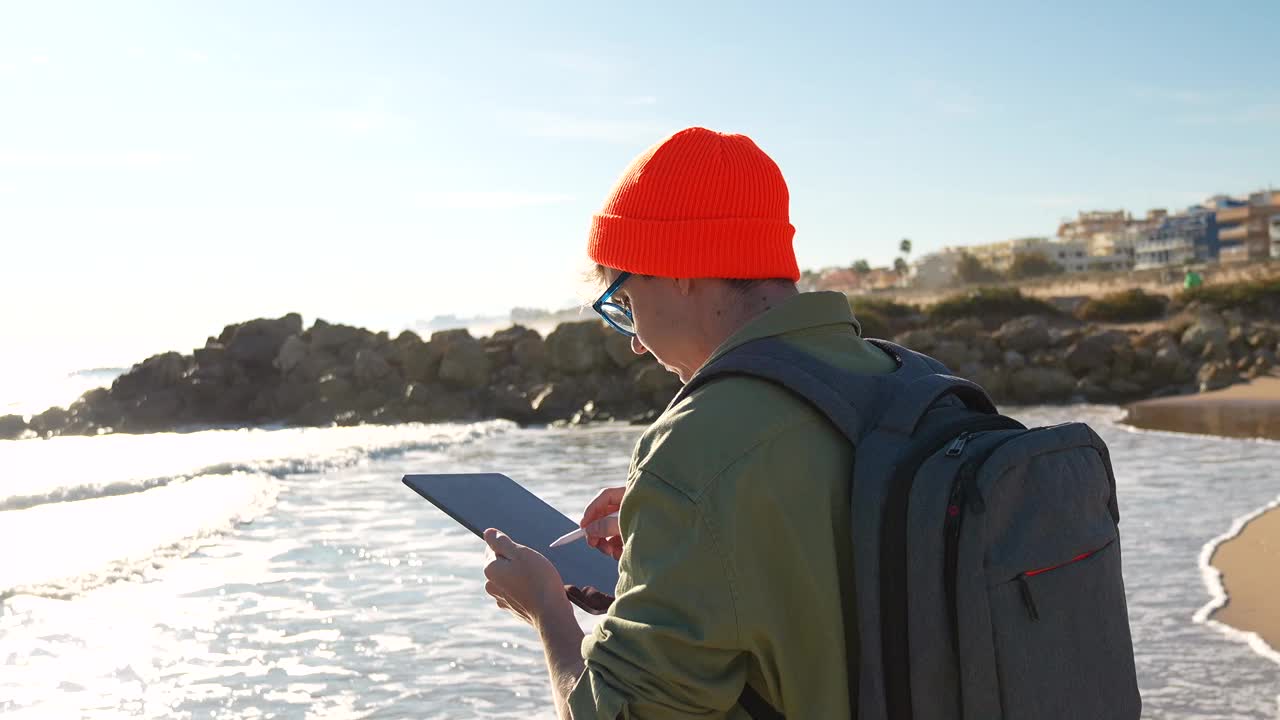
[1123,375,1280,441]
[1210,502,1280,653]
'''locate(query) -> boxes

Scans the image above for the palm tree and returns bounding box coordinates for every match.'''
[899,238,913,257]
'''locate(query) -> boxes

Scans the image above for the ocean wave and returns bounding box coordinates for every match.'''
[1193,493,1280,667]
[0,471,279,598]
[0,420,513,512]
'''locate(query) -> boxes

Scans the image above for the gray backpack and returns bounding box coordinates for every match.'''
[673,337,1141,720]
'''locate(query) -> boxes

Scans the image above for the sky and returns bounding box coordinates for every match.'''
[2,0,1278,368]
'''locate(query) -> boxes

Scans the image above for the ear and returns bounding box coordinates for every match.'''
[675,278,693,296]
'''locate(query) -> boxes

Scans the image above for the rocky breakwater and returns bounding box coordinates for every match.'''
[1,313,682,439]
[2,301,1276,441]
[889,304,1278,407]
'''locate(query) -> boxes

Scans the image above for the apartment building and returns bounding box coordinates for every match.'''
[1134,207,1219,270]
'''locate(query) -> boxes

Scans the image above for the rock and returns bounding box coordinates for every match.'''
[354,348,394,387]
[942,318,984,339]
[0,414,27,440]
[433,329,491,389]
[1222,308,1246,326]
[529,383,586,422]
[1048,327,1083,348]
[1200,340,1230,362]
[1064,330,1129,377]
[30,406,70,437]
[1002,350,1027,369]
[1197,362,1237,392]
[224,314,303,372]
[1008,367,1076,404]
[1180,311,1228,355]
[632,363,680,406]
[1107,378,1145,398]
[112,352,190,399]
[546,321,608,375]
[275,335,309,374]
[1248,327,1277,350]
[1074,377,1109,403]
[894,329,938,352]
[993,316,1051,355]
[1151,345,1191,384]
[512,334,549,372]
[491,384,536,424]
[930,340,978,373]
[604,331,640,368]
[309,319,372,353]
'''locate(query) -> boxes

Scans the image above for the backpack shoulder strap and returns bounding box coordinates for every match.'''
[865,340,999,434]
[671,337,901,443]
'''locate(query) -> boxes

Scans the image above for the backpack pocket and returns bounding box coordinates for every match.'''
[987,538,1140,719]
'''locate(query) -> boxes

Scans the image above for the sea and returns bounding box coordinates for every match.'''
[1,368,1279,718]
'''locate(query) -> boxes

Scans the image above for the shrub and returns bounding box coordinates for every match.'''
[1075,289,1169,323]
[927,287,1060,327]
[849,296,919,319]
[854,308,891,339]
[1180,276,1280,314]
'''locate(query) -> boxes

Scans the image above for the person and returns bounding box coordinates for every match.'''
[480,127,894,718]
[1184,266,1203,290]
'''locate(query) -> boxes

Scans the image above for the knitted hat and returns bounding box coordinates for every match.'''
[587,127,798,280]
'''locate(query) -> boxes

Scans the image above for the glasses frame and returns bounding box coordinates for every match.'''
[592,271,635,337]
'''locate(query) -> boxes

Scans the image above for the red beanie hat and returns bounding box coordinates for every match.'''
[587,127,799,281]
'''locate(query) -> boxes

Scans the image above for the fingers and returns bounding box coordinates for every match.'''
[483,528,519,559]
[581,486,626,527]
[582,514,621,543]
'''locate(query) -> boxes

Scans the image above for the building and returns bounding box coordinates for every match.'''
[1087,227,1144,271]
[1057,210,1131,241]
[1214,190,1280,261]
[909,251,963,289]
[1271,214,1280,259]
[1134,207,1219,270]
[964,236,1054,273]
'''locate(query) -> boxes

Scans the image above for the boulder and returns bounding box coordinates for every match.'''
[894,329,938,353]
[1008,367,1076,404]
[930,340,978,373]
[993,316,1051,355]
[512,334,549,372]
[354,348,394,387]
[1002,350,1027,370]
[224,314,303,372]
[275,335,309,374]
[546,321,608,375]
[309,319,373,354]
[491,384,536,424]
[433,329,491,389]
[0,414,27,440]
[942,318,984,339]
[604,331,641,368]
[1048,327,1083,349]
[1064,330,1129,377]
[529,383,586,422]
[1248,327,1278,351]
[112,352,190,399]
[1180,311,1228,355]
[1197,362,1237,393]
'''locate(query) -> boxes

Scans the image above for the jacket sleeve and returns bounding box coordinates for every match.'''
[566,469,746,719]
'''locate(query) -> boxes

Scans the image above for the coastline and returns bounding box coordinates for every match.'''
[1196,495,1280,668]
[1122,375,1280,441]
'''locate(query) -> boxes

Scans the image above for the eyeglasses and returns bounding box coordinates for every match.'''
[592,271,635,337]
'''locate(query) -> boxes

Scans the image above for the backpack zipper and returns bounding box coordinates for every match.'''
[1017,575,1040,620]
[881,414,1024,720]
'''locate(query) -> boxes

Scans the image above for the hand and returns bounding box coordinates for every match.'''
[580,486,626,560]
[482,529,572,628]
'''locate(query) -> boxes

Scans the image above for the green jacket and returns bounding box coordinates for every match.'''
[568,291,896,719]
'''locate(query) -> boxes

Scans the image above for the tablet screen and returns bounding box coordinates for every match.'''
[402,473,620,596]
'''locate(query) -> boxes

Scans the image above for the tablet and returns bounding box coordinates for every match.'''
[402,473,620,599]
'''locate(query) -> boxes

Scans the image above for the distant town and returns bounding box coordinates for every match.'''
[803,188,1280,294]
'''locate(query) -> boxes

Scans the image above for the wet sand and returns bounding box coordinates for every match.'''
[1210,504,1280,653]
[1122,376,1280,441]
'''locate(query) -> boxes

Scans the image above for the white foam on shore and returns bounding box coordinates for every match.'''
[1193,493,1280,673]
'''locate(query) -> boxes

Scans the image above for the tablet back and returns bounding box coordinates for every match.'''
[403,473,620,593]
